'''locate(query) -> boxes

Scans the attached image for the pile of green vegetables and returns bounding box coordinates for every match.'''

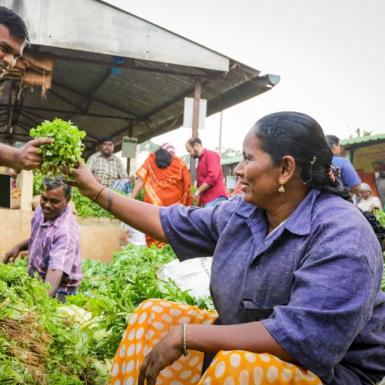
[67,245,212,359]
[0,245,211,384]
[0,261,108,385]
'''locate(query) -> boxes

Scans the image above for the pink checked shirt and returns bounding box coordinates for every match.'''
[28,205,82,293]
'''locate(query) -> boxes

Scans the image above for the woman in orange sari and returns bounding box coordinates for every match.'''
[131,143,193,247]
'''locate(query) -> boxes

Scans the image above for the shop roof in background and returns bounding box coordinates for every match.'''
[341,134,385,149]
[0,0,279,157]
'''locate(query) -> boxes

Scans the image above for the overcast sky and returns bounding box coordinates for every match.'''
[106,0,385,155]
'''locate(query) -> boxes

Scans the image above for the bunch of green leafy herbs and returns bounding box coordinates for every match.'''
[30,118,86,178]
[0,259,109,385]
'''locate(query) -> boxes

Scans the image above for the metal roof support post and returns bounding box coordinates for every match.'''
[190,79,201,184]
[126,123,133,176]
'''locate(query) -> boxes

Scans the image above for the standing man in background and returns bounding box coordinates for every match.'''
[87,136,127,188]
[186,137,227,207]
[325,135,361,194]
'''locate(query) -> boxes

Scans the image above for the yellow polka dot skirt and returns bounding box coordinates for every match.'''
[110,299,322,385]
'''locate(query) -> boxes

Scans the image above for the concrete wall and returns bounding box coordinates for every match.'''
[0,209,121,262]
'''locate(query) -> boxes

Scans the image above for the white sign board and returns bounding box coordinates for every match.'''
[121,137,138,158]
[183,97,207,130]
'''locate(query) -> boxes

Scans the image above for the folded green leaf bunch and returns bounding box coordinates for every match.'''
[30,118,86,177]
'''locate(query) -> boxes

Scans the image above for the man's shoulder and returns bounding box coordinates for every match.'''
[56,208,79,233]
[87,152,101,161]
[204,149,220,160]
[31,206,43,226]
[111,154,124,163]
[332,156,351,168]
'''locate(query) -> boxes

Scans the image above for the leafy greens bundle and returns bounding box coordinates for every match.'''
[30,118,86,177]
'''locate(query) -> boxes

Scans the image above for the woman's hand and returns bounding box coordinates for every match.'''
[67,161,101,199]
[138,326,182,385]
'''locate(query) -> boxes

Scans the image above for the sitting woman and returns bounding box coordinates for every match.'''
[71,112,385,385]
[357,182,383,212]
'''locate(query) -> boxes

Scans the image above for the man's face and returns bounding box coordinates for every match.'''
[100,141,114,157]
[186,143,200,159]
[40,187,68,220]
[332,143,342,156]
[359,190,371,200]
[0,24,25,80]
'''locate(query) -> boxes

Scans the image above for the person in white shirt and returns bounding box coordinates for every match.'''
[357,183,382,212]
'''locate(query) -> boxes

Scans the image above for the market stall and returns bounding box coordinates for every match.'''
[341,134,385,207]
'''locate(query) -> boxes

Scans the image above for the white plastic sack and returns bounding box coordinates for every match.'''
[120,223,146,246]
[157,257,212,299]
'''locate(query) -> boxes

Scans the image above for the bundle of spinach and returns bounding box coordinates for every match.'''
[30,118,86,177]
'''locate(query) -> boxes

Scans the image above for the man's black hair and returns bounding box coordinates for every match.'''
[0,6,30,43]
[188,137,202,147]
[42,176,72,200]
[325,135,340,149]
[99,136,113,144]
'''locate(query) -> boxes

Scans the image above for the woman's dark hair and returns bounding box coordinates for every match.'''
[253,111,349,199]
[155,148,172,169]
[0,6,30,43]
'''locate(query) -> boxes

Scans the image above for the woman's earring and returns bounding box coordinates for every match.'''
[278,179,285,193]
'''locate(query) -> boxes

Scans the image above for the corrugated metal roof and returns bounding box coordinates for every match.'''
[0,1,279,157]
[341,134,385,148]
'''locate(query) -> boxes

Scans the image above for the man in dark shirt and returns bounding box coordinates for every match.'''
[186,137,227,207]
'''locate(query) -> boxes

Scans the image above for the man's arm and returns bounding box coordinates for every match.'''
[45,269,64,297]
[341,159,361,194]
[0,138,53,170]
[3,239,29,264]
